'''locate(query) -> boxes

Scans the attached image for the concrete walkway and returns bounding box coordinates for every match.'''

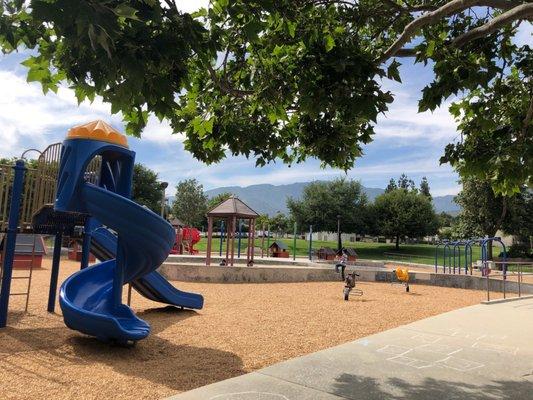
[168,297,533,400]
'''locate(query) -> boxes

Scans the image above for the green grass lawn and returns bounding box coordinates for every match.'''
[194,237,484,267]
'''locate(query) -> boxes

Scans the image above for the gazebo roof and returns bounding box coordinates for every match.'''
[207,196,259,218]
[169,218,184,227]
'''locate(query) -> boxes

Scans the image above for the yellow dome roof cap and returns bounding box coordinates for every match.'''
[67,120,128,148]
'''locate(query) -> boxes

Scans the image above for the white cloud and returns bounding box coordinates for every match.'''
[0,71,115,158]
[375,86,459,144]
[0,69,184,159]
[141,117,185,144]
[513,21,532,47]
[174,0,209,13]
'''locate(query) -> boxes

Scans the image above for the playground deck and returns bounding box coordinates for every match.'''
[1,258,492,400]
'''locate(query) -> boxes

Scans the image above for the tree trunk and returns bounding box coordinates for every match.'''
[487,241,493,260]
[395,235,400,250]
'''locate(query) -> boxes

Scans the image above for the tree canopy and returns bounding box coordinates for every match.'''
[131,163,163,214]
[287,178,368,233]
[172,178,208,227]
[1,0,531,194]
[373,188,439,249]
[454,177,532,257]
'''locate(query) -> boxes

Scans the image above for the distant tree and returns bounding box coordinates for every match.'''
[438,212,456,229]
[397,174,416,192]
[385,178,397,193]
[287,178,368,234]
[269,213,291,237]
[132,163,163,214]
[439,226,454,241]
[255,214,271,232]
[387,174,418,193]
[373,189,438,250]
[501,191,533,242]
[420,177,432,199]
[172,179,208,227]
[207,192,233,212]
[454,177,531,258]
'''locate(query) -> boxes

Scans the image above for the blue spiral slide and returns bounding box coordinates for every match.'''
[55,124,203,344]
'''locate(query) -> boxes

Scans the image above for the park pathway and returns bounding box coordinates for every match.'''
[168,297,533,400]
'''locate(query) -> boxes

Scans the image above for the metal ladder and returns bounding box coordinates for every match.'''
[0,233,36,312]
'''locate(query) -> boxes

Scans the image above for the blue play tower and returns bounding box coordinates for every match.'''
[56,121,202,344]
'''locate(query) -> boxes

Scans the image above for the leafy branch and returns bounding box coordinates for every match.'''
[379,0,528,62]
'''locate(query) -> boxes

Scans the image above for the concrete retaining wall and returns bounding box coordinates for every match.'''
[164,255,385,269]
[159,264,346,283]
[158,263,533,295]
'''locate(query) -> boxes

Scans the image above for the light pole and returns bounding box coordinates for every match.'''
[337,214,342,252]
[159,181,168,218]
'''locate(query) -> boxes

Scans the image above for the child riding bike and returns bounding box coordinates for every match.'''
[335,248,362,300]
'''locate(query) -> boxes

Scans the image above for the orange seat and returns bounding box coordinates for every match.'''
[395,268,409,283]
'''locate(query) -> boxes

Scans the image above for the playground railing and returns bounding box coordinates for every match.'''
[483,261,533,302]
[0,165,14,231]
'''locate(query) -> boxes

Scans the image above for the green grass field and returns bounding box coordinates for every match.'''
[195,237,484,267]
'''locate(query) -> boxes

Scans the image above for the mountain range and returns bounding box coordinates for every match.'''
[202,181,460,215]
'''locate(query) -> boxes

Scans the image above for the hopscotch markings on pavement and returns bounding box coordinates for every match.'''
[377,345,411,356]
[449,328,508,341]
[411,333,441,344]
[377,336,485,371]
[471,341,519,355]
[416,343,463,356]
[436,356,485,372]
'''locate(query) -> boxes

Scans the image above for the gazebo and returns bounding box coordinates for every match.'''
[206,196,259,266]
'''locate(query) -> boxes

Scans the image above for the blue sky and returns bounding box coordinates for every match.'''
[0,2,530,198]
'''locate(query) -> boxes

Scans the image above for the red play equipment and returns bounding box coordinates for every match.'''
[171,226,201,255]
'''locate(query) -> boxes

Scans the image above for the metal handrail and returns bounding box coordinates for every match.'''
[483,261,532,301]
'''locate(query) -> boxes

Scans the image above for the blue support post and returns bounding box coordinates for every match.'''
[112,238,125,309]
[47,233,62,313]
[0,160,26,327]
[435,243,440,274]
[451,242,458,274]
[237,220,242,258]
[219,221,224,256]
[308,225,313,261]
[80,218,92,270]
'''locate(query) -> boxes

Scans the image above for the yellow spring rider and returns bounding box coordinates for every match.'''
[394,268,410,292]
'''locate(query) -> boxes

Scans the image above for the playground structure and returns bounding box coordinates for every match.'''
[205,196,259,266]
[0,120,203,343]
[435,237,508,276]
[68,240,96,262]
[394,267,410,292]
[169,222,201,255]
[181,226,201,254]
[434,237,533,300]
[0,233,46,268]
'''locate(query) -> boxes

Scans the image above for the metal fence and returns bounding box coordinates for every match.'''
[484,261,533,301]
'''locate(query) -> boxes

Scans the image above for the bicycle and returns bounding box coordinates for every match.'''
[343,271,363,300]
